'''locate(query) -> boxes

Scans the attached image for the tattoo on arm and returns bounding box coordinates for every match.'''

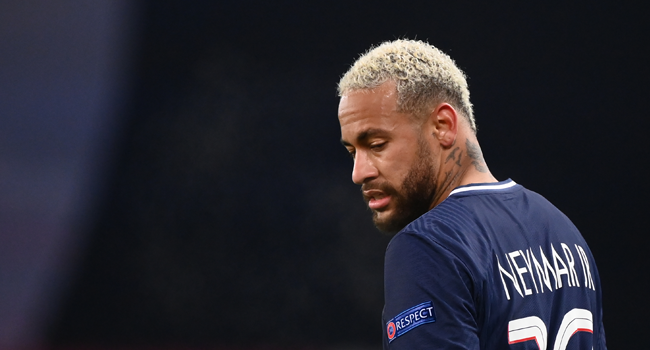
[465,139,488,173]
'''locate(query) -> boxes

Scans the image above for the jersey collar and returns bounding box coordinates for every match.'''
[448,179,518,197]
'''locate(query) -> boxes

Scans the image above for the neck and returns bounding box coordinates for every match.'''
[429,135,497,209]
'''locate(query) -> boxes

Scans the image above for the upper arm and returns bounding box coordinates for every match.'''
[383,231,480,350]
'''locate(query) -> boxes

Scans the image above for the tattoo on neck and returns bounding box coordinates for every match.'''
[465,139,488,173]
[435,169,455,205]
[435,167,465,206]
[445,147,460,164]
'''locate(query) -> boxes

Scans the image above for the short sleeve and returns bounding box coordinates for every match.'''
[383,230,480,350]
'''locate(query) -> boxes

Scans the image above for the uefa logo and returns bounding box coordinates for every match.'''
[386,321,396,340]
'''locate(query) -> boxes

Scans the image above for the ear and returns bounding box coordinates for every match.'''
[428,103,458,148]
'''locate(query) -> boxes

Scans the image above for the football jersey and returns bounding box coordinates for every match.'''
[382,179,606,350]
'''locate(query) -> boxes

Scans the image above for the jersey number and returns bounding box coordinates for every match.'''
[508,308,593,350]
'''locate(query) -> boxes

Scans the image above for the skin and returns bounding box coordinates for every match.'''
[339,80,497,233]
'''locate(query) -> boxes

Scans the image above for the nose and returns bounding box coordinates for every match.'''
[351,151,378,185]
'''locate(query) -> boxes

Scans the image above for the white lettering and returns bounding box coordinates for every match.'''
[537,246,558,292]
[575,244,595,291]
[497,254,523,300]
[561,243,579,287]
[500,242,595,300]
[530,248,549,293]
[520,249,539,293]
[509,251,532,295]
[551,244,570,289]
[394,307,433,331]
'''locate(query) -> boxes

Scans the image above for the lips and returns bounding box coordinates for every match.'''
[369,196,391,210]
[364,189,391,210]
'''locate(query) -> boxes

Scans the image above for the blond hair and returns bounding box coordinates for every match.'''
[338,39,476,132]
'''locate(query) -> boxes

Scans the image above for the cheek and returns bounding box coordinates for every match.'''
[378,152,418,183]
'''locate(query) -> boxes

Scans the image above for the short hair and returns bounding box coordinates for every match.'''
[338,39,476,133]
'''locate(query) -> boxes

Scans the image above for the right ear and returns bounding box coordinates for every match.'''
[427,103,459,149]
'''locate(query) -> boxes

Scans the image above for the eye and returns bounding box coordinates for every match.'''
[346,149,356,159]
[370,142,386,151]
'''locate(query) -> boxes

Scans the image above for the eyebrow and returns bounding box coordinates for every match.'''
[340,128,390,147]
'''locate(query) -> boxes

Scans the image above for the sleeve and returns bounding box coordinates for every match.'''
[382,230,480,350]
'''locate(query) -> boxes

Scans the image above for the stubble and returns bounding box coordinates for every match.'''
[370,135,437,234]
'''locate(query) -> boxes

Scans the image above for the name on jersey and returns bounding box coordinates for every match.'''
[496,243,596,300]
[386,301,436,343]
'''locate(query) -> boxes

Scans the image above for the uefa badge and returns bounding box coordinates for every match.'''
[387,321,397,340]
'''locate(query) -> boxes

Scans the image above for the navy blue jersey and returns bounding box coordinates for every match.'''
[382,179,606,350]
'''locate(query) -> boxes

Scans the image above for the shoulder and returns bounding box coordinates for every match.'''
[385,211,471,276]
[384,214,481,303]
[384,179,537,284]
[407,179,529,233]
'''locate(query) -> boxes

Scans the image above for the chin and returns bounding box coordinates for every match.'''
[371,200,431,234]
[372,211,407,235]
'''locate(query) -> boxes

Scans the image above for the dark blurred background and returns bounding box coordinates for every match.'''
[1,1,648,349]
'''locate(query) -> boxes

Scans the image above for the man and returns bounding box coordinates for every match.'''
[337,40,606,350]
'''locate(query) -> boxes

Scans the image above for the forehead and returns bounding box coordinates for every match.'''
[338,82,405,139]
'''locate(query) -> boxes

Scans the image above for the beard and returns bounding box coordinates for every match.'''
[363,137,437,234]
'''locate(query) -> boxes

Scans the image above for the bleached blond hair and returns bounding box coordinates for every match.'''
[338,39,476,133]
